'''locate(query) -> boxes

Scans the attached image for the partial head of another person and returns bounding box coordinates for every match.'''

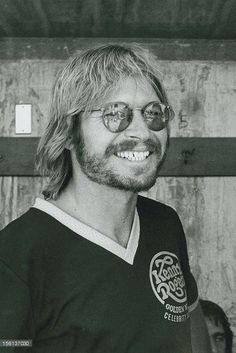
[200,299,233,353]
[36,44,174,199]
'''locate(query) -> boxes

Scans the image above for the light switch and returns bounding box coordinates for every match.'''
[15,104,32,134]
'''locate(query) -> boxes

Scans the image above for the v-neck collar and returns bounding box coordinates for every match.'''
[32,197,140,265]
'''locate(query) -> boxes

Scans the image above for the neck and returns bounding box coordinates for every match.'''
[51,172,138,247]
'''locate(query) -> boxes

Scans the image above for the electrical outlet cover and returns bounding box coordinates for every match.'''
[15,104,32,134]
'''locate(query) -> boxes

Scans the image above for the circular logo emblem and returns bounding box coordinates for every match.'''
[149,251,190,322]
[149,251,187,305]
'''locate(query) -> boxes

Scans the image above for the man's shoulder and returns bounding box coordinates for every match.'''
[1,207,51,238]
[0,207,67,282]
[137,195,178,218]
[0,206,63,253]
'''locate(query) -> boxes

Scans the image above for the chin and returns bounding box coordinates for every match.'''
[85,170,158,193]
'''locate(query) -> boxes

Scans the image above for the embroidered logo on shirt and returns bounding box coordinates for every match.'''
[149,251,189,322]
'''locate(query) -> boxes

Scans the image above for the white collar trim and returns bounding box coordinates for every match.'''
[32,197,140,265]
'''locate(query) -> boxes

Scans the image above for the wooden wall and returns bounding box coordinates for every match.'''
[0,38,235,348]
[1,0,236,38]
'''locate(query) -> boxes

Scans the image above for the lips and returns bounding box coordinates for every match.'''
[116,150,150,161]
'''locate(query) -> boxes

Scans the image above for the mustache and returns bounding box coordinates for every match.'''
[105,138,162,156]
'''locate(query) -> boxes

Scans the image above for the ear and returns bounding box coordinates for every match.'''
[65,115,77,150]
[65,136,73,150]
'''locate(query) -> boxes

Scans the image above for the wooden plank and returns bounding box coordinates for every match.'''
[1,60,236,138]
[162,138,236,176]
[0,138,39,176]
[0,137,236,176]
[1,0,236,39]
[0,38,236,61]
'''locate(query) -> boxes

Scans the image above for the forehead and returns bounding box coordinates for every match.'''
[205,317,225,335]
[101,76,159,106]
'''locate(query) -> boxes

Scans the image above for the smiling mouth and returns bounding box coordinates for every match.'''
[115,151,151,161]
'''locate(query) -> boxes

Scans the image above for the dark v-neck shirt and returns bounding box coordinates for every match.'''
[0,196,198,353]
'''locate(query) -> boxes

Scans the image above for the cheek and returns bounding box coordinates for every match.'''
[81,119,116,154]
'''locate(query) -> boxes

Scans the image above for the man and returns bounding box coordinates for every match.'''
[200,299,233,353]
[0,44,210,352]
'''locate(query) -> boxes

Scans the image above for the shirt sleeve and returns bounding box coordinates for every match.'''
[0,259,35,341]
[173,210,199,313]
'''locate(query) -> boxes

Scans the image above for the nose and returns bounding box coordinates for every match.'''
[123,109,151,140]
[210,337,218,353]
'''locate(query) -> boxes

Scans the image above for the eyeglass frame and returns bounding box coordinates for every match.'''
[81,101,175,133]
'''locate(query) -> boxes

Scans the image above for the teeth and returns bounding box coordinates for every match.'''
[116,151,150,161]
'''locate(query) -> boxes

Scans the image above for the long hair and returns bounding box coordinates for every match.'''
[200,299,233,353]
[36,43,170,200]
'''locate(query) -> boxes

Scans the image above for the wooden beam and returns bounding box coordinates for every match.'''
[0,137,236,177]
[0,138,39,176]
[1,0,236,39]
[162,138,236,176]
[0,38,236,61]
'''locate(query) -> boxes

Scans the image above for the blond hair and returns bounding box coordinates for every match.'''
[36,43,170,199]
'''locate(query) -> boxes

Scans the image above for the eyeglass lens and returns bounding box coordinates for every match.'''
[103,102,173,133]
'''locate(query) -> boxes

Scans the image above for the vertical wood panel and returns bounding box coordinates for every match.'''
[0,176,45,228]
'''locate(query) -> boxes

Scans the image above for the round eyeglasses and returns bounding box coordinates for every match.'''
[89,101,175,133]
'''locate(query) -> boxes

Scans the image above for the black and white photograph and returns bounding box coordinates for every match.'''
[0,1,235,352]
